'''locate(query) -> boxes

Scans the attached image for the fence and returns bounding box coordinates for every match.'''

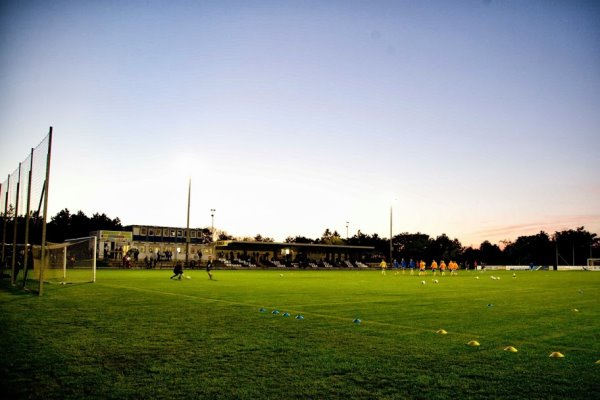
[1,127,53,294]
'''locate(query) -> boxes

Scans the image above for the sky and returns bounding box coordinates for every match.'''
[1,0,599,247]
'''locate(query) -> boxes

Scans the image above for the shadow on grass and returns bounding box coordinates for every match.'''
[0,279,39,297]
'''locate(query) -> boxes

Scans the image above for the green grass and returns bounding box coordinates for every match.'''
[1,269,599,399]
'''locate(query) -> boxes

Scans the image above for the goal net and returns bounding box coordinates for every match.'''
[33,236,97,284]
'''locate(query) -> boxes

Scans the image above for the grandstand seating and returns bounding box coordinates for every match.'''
[103,256,375,270]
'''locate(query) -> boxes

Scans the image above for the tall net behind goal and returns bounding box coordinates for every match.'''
[1,127,52,295]
[32,236,97,284]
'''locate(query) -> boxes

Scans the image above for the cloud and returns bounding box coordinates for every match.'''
[474,214,600,243]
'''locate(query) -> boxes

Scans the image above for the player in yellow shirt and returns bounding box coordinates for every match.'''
[419,260,426,276]
[380,259,387,275]
[440,260,447,276]
[449,261,458,276]
[431,260,438,276]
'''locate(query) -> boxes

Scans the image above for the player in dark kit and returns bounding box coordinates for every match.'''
[170,262,184,280]
[206,258,213,280]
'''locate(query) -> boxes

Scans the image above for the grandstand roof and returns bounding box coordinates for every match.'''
[215,241,374,253]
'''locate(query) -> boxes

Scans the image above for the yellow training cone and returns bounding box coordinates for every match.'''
[467,340,480,347]
[549,352,565,358]
[436,329,448,335]
[504,346,518,353]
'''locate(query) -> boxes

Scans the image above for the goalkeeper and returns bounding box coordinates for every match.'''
[170,262,184,280]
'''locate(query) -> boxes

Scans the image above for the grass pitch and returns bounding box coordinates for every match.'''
[1,269,599,399]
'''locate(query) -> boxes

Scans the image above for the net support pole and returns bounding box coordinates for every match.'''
[38,127,53,296]
[21,149,34,288]
[1,175,9,278]
[11,162,21,285]
[92,236,97,283]
[0,182,2,273]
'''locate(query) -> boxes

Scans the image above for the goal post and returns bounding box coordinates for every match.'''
[64,236,97,283]
[33,236,97,284]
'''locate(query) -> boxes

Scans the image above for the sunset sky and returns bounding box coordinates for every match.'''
[1,0,599,247]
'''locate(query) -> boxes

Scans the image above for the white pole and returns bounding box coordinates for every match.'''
[62,246,67,280]
[389,205,393,263]
[185,178,191,266]
[92,236,97,283]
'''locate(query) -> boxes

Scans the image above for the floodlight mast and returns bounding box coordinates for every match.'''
[185,178,191,266]
[211,209,216,241]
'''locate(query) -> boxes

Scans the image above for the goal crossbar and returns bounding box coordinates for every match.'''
[35,236,97,283]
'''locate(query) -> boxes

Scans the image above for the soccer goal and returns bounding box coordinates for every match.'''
[586,258,600,271]
[33,236,97,284]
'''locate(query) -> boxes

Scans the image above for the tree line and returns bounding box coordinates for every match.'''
[1,208,123,245]
[2,209,598,266]
[286,227,599,266]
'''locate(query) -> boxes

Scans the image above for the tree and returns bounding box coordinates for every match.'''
[198,228,212,244]
[285,236,315,244]
[393,232,431,261]
[345,231,388,259]
[329,231,344,245]
[70,210,91,239]
[48,208,71,242]
[218,232,234,241]
[90,213,122,231]
[254,234,274,243]
[554,227,598,265]
[319,229,344,245]
[428,234,462,262]
[46,209,123,242]
[503,231,553,265]
[479,241,503,265]
[462,246,481,267]
[319,229,332,244]
[346,230,369,246]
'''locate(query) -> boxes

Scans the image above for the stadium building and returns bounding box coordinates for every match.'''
[92,225,213,264]
[91,226,375,268]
